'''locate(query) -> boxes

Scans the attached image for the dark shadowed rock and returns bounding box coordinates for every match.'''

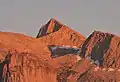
[62,31,120,82]
[80,31,120,68]
[48,45,80,58]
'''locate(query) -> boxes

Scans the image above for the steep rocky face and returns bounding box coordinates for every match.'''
[80,31,120,68]
[0,26,84,82]
[0,50,57,82]
[36,18,85,47]
[2,18,120,82]
[62,31,120,82]
[0,32,58,82]
[36,18,62,38]
[36,18,85,73]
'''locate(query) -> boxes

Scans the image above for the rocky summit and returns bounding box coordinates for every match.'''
[36,18,85,47]
[0,18,120,82]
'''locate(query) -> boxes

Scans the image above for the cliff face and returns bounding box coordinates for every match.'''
[36,18,85,47]
[0,50,56,82]
[80,31,120,68]
[64,31,120,82]
[36,20,120,82]
[0,32,57,82]
[36,18,85,70]
[36,18,62,38]
[0,19,85,82]
[1,18,120,82]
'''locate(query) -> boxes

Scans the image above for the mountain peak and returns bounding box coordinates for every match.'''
[49,18,61,23]
[36,18,63,38]
[47,18,62,26]
[80,31,120,68]
[36,18,85,47]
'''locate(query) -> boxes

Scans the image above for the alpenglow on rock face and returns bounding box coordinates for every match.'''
[61,31,120,82]
[0,18,120,82]
[36,18,85,70]
[36,18,85,47]
[0,32,57,82]
[0,18,86,82]
[36,18,62,37]
[76,31,120,82]
[80,31,120,68]
[36,18,86,78]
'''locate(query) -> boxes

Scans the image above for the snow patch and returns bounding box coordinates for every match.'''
[76,56,81,61]
[87,56,100,66]
[65,45,71,48]
[72,46,77,48]
[108,68,115,72]
[49,45,81,58]
[51,46,57,51]
[94,60,100,66]
[90,62,93,64]
[94,66,100,71]
[118,69,120,72]
[76,50,81,54]
[102,68,106,71]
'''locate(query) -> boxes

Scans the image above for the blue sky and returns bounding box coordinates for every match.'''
[0,0,120,37]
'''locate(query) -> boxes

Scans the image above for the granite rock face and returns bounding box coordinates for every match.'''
[36,18,85,47]
[0,19,85,82]
[0,32,57,82]
[0,18,120,82]
[36,18,62,38]
[0,50,56,82]
[80,31,120,68]
[63,31,120,82]
[36,18,85,75]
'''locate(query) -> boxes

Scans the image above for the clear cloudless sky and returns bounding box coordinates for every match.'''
[0,0,120,37]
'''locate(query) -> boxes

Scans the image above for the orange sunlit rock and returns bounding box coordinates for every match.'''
[0,19,85,82]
